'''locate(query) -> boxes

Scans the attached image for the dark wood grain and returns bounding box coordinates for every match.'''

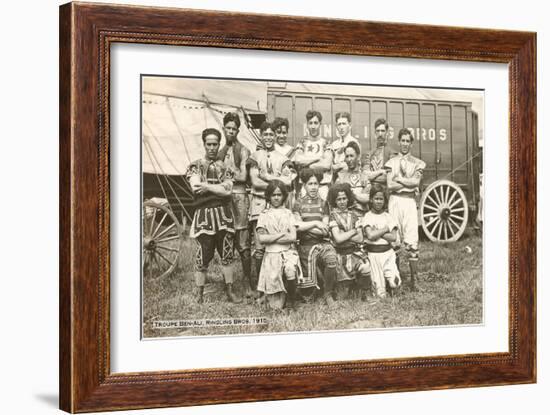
[59,3,73,412]
[59,2,536,413]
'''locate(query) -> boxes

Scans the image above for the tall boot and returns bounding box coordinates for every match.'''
[286,279,297,310]
[225,283,242,304]
[196,286,204,304]
[409,259,418,291]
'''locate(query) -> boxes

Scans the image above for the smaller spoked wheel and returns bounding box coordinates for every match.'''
[142,201,184,279]
[419,180,468,242]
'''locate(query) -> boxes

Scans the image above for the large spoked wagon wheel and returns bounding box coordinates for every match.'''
[142,201,184,279]
[419,179,468,242]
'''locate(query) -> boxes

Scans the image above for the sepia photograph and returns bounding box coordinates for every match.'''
[53,1,538,412]
[141,76,484,339]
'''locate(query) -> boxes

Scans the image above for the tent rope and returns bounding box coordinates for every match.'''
[145,91,260,114]
[165,174,193,199]
[440,150,482,181]
[202,93,226,115]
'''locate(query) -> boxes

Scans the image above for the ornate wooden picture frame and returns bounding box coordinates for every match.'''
[59,2,536,412]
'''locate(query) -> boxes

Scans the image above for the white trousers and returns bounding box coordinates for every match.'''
[388,194,419,252]
[368,249,401,297]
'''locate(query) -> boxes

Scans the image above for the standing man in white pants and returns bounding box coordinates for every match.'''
[385,128,426,291]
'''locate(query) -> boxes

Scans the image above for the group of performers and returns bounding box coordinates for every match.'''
[185,110,426,309]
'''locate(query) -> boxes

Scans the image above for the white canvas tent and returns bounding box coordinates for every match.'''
[142,77,268,176]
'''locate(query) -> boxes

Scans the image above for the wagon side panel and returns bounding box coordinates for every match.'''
[419,103,437,186]
[451,104,469,188]
[269,93,295,146]
[436,104,453,179]
[352,99,371,153]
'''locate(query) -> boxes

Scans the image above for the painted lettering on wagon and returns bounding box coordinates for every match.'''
[298,124,448,141]
[362,126,448,141]
[407,127,448,141]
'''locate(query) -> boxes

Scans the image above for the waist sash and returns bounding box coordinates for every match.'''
[390,191,416,199]
[365,243,393,253]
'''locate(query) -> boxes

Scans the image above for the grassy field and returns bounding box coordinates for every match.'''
[142,231,482,338]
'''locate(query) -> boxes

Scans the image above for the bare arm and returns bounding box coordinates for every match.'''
[394,175,421,189]
[386,170,405,192]
[205,179,232,197]
[250,166,268,191]
[277,226,297,244]
[258,171,275,182]
[296,220,324,233]
[307,228,326,237]
[188,175,202,189]
[293,147,321,167]
[256,228,285,244]
[293,207,328,237]
[331,161,347,172]
[316,215,331,237]
[365,225,390,241]
[232,149,248,183]
[191,176,232,197]
[260,165,293,187]
[350,227,364,243]
[353,175,371,205]
[381,228,398,243]
[365,169,386,181]
[278,165,294,187]
[296,220,328,239]
[259,171,292,187]
[331,226,358,244]
[310,149,333,171]
[354,193,369,205]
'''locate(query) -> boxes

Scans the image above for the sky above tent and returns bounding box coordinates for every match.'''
[143,76,268,113]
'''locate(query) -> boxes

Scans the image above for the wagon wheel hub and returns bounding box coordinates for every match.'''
[144,237,156,250]
[440,207,451,220]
